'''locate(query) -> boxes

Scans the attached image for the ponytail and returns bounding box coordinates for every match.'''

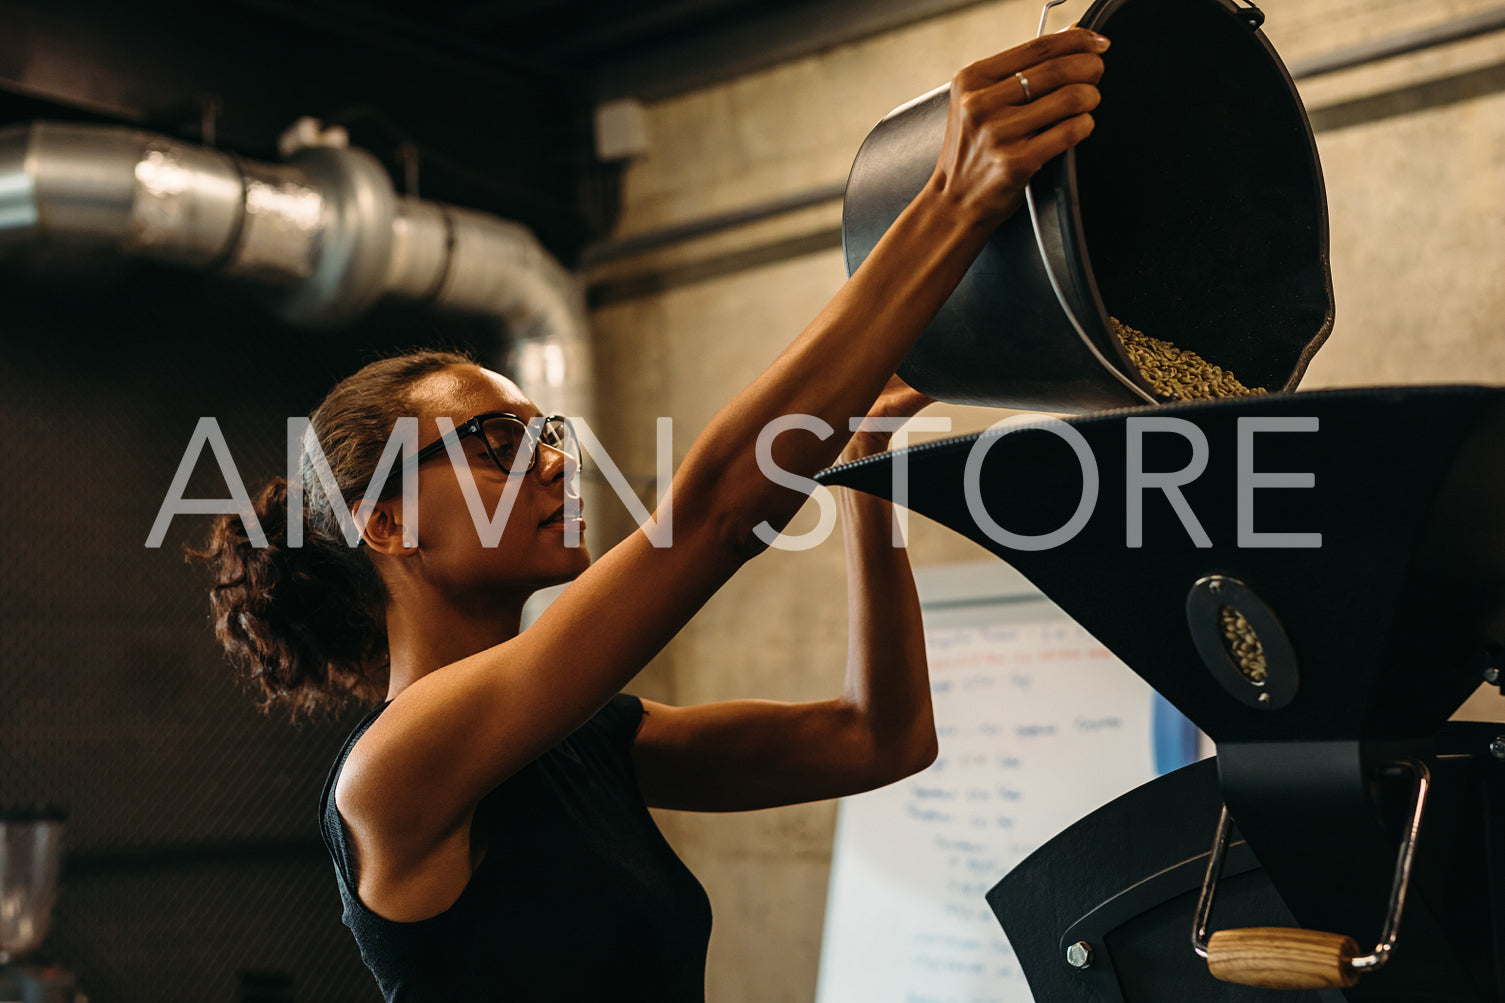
[189,475,388,719]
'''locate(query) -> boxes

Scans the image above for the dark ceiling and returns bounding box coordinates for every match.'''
[337,0,818,67]
[238,0,992,101]
[0,0,987,263]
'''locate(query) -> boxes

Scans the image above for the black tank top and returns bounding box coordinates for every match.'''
[318,693,713,1001]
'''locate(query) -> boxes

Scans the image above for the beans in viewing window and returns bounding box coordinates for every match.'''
[1218,606,1269,685]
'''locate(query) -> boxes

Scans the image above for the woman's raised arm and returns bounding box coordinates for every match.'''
[676,29,1108,551]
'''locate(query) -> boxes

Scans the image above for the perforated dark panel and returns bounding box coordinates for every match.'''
[47,854,381,1003]
[0,261,504,1001]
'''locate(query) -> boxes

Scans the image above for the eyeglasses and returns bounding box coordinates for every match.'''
[414,412,580,479]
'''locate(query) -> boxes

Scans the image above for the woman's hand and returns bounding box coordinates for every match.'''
[840,374,938,464]
[930,27,1110,225]
[871,372,936,423]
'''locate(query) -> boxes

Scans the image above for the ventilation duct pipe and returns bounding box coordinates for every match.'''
[0,120,592,420]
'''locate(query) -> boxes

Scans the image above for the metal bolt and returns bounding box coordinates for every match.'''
[1486,666,1501,685]
[1208,579,1223,595]
[1490,737,1505,761]
[1258,692,1272,705]
[1066,941,1094,969]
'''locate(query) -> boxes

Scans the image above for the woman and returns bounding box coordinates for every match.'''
[195,28,1108,1000]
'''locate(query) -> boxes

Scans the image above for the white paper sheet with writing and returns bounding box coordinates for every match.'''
[815,561,1170,1003]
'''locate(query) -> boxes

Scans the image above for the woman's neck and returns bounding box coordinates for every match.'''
[382,589,528,701]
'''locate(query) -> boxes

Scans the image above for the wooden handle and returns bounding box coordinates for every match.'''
[1207,927,1361,990]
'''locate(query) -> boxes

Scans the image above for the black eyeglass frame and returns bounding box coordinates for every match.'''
[411,412,580,478]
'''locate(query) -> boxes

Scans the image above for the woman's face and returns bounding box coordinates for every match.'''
[394,364,590,600]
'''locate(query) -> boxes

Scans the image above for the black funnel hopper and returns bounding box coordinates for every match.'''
[816,386,1505,999]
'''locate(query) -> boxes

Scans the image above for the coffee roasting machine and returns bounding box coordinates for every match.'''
[826,0,1505,998]
[821,387,1505,1000]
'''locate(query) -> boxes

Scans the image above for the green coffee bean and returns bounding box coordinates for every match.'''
[1218,606,1269,684]
[1110,317,1267,401]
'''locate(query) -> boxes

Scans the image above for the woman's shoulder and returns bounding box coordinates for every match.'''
[318,701,396,901]
[322,701,391,798]
[330,701,394,790]
[326,699,489,925]
[328,698,421,859]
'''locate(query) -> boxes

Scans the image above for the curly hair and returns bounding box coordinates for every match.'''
[188,349,476,719]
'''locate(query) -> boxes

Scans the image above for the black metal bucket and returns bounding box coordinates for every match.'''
[842,0,1334,412]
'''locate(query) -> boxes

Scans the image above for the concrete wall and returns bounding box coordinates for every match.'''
[584,1,1505,998]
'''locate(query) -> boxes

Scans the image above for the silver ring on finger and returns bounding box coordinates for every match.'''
[1015,71,1033,102]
